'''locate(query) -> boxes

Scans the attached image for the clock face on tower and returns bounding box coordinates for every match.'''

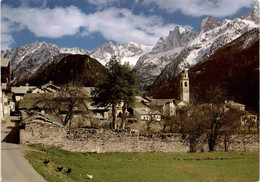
[184,89,188,93]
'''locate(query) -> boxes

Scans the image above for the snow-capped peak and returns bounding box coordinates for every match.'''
[60,47,90,55]
[241,5,259,23]
[199,16,220,34]
[89,41,152,67]
[134,6,259,89]
[150,26,197,54]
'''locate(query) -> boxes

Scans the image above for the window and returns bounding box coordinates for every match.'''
[185,82,187,87]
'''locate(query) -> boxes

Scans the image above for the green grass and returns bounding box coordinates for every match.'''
[23,145,259,182]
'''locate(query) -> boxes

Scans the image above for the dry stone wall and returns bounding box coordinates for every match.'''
[20,122,259,153]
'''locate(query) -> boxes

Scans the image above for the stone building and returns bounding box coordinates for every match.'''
[133,102,161,121]
[132,69,190,121]
[180,68,190,103]
[1,58,14,120]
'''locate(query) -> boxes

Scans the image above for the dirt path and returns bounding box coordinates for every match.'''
[1,118,47,182]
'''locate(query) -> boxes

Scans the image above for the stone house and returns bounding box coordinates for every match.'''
[41,81,60,93]
[11,83,37,102]
[1,58,12,90]
[225,100,245,111]
[1,58,14,120]
[85,101,110,120]
[133,102,161,121]
[148,99,176,117]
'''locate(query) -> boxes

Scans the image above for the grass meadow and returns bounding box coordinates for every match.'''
[23,145,259,182]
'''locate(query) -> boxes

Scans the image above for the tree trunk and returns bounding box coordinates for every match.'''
[112,103,117,129]
[224,135,229,152]
[208,134,216,151]
[64,112,71,126]
[69,117,72,131]
[121,102,127,129]
[189,136,195,152]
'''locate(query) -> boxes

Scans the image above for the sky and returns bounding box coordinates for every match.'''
[1,0,258,50]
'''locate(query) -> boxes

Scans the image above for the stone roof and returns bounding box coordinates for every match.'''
[18,93,55,109]
[85,101,110,111]
[225,100,245,107]
[149,99,174,106]
[175,100,189,107]
[1,58,10,67]
[20,114,66,129]
[11,86,36,94]
[133,102,161,115]
[41,81,60,91]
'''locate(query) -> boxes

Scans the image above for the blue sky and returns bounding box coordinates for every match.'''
[1,0,258,50]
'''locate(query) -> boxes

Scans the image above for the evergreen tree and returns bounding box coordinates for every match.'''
[92,56,138,129]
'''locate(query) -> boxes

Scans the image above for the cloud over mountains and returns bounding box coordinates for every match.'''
[2,5,183,49]
[1,0,257,50]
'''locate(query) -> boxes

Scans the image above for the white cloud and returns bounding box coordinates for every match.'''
[2,5,191,49]
[87,0,119,6]
[2,5,86,38]
[143,0,257,17]
[1,19,16,50]
[83,8,185,45]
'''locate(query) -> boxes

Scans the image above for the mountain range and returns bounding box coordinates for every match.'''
[149,28,259,113]
[135,5,259,88]
[1,5,259,90]
[1,40,151,85]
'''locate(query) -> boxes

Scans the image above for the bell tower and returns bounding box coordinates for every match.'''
[180,69,190,103]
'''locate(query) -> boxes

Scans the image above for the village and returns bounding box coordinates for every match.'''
[1,57,258,154]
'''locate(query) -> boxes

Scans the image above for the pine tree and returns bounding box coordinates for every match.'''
[91,56,138,129]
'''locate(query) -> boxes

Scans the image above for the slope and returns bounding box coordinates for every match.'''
[149,28,259,113]
[27,54,107,86]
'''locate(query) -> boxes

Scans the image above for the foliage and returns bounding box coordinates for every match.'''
[92,56,138,129]
[169,104,245,152]
[24,145,259,182]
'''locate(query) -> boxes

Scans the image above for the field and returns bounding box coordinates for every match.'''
[24,145,259,182]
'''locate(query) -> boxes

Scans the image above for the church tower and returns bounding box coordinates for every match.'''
[180,69,190,103]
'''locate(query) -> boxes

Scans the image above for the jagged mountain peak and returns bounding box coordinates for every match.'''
[150,26,197,54]
[127,41,141,47]
[135,6,259,89]
[171,25,189,34]
[89,41,152,66]
[199,15,220,34]
[241,5,259,23]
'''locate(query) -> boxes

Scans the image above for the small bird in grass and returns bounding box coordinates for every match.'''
[65,167,72,174]
[56,166,63,172]
[43,159,49,165]
[86,174,93,179]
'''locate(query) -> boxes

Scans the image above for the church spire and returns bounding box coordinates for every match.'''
[180,69,190,103]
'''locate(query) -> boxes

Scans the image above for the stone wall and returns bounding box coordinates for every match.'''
[20,121,259,153]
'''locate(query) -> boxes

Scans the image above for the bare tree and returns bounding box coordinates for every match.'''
[34,82,90,130]
[221,108,244,151]
[181,105,208,152]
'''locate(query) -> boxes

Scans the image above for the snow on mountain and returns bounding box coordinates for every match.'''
[89,41,152,67]
[137,5,259,89]
[1,41,61,84]
[60,47,90,55]
[151,5,259,89]
[134,26,197,87]
[1,40,151,84]
[199,16,220,34]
